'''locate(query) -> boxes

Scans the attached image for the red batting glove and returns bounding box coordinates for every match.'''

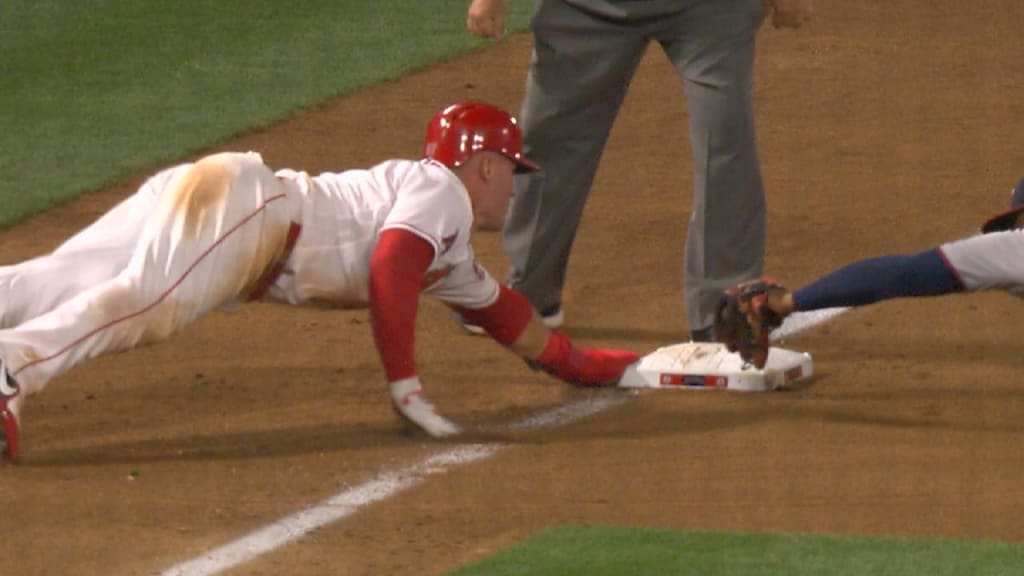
[531,330,640,387]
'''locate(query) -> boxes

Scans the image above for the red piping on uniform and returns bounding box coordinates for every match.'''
[12,193,290,378]
[935,247,966,290]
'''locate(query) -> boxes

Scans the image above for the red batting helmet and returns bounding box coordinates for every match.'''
[423,101,538,173]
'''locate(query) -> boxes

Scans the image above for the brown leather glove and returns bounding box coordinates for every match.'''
[714,277,787,369]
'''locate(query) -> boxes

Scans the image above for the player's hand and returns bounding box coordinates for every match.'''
[467,0,507,40]
[532,330,640,387]
[765,0,813,29]
[573,348,642,387]
[389,377,461,437]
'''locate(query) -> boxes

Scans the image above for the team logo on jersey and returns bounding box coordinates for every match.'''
[422,265,456,289]
[440,232,458,255]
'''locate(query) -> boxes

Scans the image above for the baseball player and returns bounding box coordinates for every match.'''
[715,178,1024,367]
[0,101,640,463]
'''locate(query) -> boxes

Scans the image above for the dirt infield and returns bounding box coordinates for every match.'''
[3,2,1024,575]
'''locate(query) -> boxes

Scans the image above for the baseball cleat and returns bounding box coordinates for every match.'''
[1,358,22,463]
[689,327,716,343]
[454,305,564,336]
[452,312,486,335]
[540,306,564,329]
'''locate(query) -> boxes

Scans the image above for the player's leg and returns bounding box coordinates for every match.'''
[0,168,180,328]
[0,151,298,397]
[661,0,766,338]
[50,167,176,256]
[0,247,131,329]
[502,0,648,317]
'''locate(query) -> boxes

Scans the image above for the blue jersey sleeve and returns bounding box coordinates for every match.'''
[792,248,965,312]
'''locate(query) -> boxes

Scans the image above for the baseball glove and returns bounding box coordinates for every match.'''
[713,276,787,369]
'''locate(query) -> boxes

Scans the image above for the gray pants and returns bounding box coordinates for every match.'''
[504,0,766,330]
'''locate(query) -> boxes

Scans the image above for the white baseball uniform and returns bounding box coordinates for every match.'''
[939,230,1024,295]
[0,151,500,395]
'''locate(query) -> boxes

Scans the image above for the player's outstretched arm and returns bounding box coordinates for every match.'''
[717,247,973,368]
[789,248,964,312]
[453,286,640,387]
[369,229,460,437]
[724,248,965,324]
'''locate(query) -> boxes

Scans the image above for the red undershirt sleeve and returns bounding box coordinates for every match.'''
[451,284,534,347]
[369,228,435,382]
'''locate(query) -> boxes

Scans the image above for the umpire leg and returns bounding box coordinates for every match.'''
[661,0,766,333]
[503,0,648,315]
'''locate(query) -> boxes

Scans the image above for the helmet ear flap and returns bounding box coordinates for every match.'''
[423,101,538,173]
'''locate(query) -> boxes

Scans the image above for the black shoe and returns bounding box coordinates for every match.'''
[454,305,564,336]
[452,312,486,335]
[690,327,715,343]
[538,305,564,329]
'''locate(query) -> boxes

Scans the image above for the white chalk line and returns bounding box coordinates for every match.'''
[158,444,499,576]
[159,307,847,576]
[772,307,850,341]
[157,395,627,576]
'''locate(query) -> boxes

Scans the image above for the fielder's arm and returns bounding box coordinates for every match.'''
[788,248,964,312]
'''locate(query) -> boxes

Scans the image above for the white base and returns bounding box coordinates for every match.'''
[617,342,813,392]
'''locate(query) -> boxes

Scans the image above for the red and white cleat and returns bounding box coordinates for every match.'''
[1,361,22,464]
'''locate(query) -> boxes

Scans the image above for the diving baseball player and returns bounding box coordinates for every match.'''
[0,101,640,463]
[715,178,1024,367]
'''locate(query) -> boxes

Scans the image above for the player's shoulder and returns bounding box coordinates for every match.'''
[305,157,454,184]
[377,159,464,195]
[373,158,454,180]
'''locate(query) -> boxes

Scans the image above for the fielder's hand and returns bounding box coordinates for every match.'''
[714,276,787,369]
[389,377,461,438]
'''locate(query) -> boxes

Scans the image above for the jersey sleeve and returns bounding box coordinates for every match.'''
[380,162,471,260]
[938,230,1024,295]
[791,249,964,311]
[380,162,500,308]
[421,256,501,309]
[369,228,434,382]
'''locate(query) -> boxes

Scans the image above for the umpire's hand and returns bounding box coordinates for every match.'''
[766,0,813,29]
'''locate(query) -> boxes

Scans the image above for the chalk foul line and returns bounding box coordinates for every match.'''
[159,308,847,576]
[158,395,627,576]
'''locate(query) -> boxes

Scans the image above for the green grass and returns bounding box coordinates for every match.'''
[449,526,1024,576]
[0,0,531,227]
